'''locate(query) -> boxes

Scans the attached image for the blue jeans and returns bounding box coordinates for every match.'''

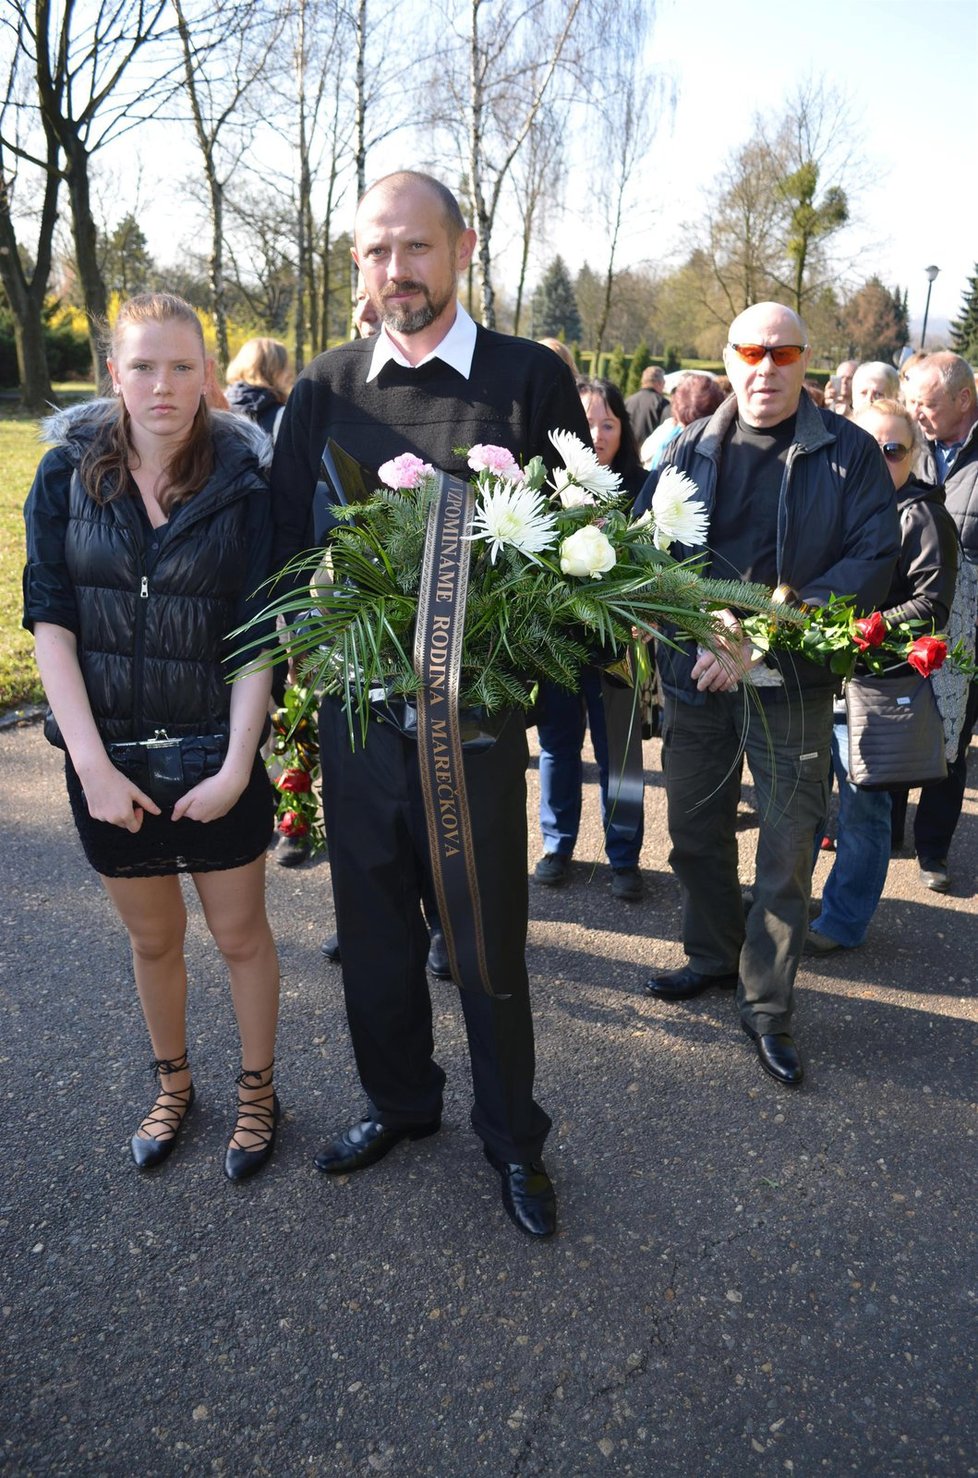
[537,670,644,868]
[813,720,892,947]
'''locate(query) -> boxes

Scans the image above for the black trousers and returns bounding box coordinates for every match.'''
[318,698,551,1163]
[890,678,978,864]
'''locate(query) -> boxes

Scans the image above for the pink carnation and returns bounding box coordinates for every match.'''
[467,444,521,479]
[377,453,435,489]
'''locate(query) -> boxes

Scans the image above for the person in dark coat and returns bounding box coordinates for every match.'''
[639,302,900,1088]
[625,365,670,445]
[23,293,281,1183]
[806,398,959,953]
[225,337,292,440]
[533,376,647,901]
[901,351,978,891]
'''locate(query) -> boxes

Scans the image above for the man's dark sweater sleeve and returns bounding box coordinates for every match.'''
[531,359,591,467]
[269,375,322,577]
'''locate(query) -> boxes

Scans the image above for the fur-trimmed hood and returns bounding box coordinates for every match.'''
[39,398,274,472]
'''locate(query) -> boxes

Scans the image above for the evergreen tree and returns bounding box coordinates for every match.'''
[626,340,652,395]
[950,264,978,362]
[99,214,156,300]
[532,256,583,343]
[606,343,627,391]
[841,276,906,362]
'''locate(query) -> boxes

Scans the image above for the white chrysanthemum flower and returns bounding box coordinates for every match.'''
[548,429,622,501]
[552,469,595,508]
[469,481,558,564]
[649,465,709,550]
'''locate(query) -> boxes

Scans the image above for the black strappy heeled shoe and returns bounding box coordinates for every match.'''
[224,1062,280,1182]
[130,1053,195,1170]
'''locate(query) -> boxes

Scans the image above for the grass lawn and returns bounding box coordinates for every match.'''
[0,410,46,712]
[0,387,96,713]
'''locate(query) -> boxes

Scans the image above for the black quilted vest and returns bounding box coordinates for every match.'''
[63,442,262,743]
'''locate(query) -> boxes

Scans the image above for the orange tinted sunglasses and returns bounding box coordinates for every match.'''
[729,343,807,366]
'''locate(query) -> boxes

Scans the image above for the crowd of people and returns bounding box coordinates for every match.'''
[22,170,977,1241]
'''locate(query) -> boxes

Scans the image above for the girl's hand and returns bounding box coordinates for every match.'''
[79,760,161,830]
[171,766,249,824]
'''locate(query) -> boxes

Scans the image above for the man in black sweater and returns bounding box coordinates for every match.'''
[271,171,590,1237]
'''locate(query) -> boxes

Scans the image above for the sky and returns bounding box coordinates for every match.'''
[120,0,977,336]
[595,0,978,331]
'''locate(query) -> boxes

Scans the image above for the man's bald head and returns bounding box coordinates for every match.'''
[356,171,467,247]
[729,301,808,347]
[722,302,811,428]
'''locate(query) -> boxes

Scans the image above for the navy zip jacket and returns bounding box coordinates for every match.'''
[635,392,901,704]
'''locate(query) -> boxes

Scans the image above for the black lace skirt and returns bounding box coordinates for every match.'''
[65,753,275,878]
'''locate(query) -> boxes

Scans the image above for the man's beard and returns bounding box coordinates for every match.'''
[379,279,454,334]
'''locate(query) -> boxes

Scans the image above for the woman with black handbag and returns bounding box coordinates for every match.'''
[806,398,959,954]
[23,292,281,1180]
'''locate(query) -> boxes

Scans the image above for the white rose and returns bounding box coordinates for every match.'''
[559,525,617,579]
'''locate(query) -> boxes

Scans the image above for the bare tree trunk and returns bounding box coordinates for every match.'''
[0,130,59,410]
[513,229,531,337]
[467,0,495,327]
[209,181,230,369]
[293,0,309,372]
[351,0,367,320]
[61,136,108,383]
[174,0,230,370]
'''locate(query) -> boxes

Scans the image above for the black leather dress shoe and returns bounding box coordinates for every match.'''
[484,1146,557,1238]
[314,1116,440,1173]
[741,1022,803,1086]
[426,929,452,980]
[321,933,341,962]
[643,965,739,1000]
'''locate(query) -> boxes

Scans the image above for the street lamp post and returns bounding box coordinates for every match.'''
[921,265,940,350]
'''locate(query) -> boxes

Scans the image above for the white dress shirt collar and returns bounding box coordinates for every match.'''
[365,303,478,382]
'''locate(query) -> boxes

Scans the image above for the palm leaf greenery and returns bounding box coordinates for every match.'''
[231,449,809,742]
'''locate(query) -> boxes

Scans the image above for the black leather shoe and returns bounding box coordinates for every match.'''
[643,965,738,1000]
[314,1116,440,1173]
[321,932,341,962]
[918,859,950,892]
[741,1022,803,1086]
[484,1146,557,1238]
[427,928,452,980]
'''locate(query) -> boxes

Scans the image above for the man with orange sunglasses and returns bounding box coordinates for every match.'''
[638,302,899,1087]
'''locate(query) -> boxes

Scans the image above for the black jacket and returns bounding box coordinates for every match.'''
[226,380,284,437]
[23,402,273,744]
[884,474,958,631]
[917,414,978,563]
[636,391,901,703]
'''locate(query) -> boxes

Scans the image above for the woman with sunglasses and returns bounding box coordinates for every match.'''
[806,397,959,954]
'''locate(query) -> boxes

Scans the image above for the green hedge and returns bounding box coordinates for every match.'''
[0,317,91,389]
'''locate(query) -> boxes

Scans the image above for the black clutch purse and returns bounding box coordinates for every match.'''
[106,730,229,808]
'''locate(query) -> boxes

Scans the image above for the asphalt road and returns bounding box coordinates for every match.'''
[2,714,976,1476]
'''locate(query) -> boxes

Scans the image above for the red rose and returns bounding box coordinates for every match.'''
[277,768,313,794]
[278,810,310,838]
[906,635,947,677]
[853,612,887,651]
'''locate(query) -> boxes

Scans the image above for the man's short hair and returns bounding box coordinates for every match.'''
[641,366,664,389]
[913,351,978,405]
[358,170,467,244]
